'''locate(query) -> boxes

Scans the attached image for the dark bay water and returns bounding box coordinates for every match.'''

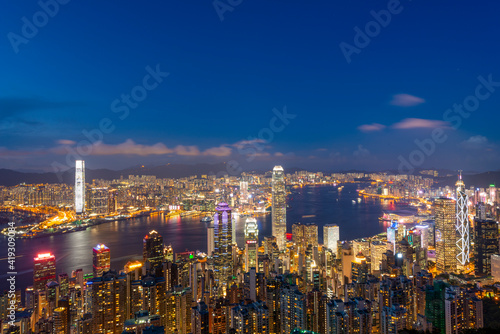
[1,183,396,291]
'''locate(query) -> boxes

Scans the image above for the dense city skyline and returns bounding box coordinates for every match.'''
[2,1,500,172]
[2,1,500,334]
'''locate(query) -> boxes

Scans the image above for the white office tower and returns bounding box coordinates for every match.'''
[74,160,85,214]
[323,224,339,251]
[207,225,215,256]
[272,165,287,250]
[456,171,470,266]
[240,181,249,203]
[245,218,259,271]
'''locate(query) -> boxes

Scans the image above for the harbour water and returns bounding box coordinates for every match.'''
[0,183,397,291]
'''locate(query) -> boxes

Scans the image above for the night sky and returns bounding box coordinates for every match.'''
[1,1,500,172]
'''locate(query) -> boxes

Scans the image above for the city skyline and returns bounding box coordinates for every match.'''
[1,2,500,172]
[2,1,500,333]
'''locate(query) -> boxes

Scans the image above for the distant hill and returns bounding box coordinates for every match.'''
[0,163,235,186]
[435,171,500,189]
[1,165,500,188]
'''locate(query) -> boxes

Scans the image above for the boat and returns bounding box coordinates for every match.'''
[352,200,356,204]
[201,216,212,223]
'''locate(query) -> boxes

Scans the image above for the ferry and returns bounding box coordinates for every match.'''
[201,216,212,223]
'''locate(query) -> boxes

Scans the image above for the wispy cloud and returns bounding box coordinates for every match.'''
[353,144,370,158]
[203,145,232,157]
[460,135,491,150]
[392,118,448,129]
[49,139,234,157]
[358,123,386,132]
[390,94,425,107]
[56,139,76,145]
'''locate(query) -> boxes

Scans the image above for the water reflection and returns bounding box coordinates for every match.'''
[1,183,392,291]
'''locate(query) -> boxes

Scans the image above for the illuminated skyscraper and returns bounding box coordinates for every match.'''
[323,224,339,251]
[93,244,111,278]
[143,230,164,268]
[244,217,259,271]
[34,253,56,292]
[272,165,287,250]
[74,160,85,214]
[207,225,215,256]
[89,271,128,333]
[455,172,470,266]
[240,180,249,203]
[474,219,499,275]
[213,202,233,295]
[435,198,457,273]
[89,187,109,215]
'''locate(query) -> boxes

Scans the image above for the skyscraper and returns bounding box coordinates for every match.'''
[74,160,85,214]
[207,225,215,257]
[93,244,111,278]
[213,202,233,295]
[323,224,340,251]
[34,253,56,292]
[143,230,164,268]
[435,198,457,273]
[474,219,499,275]
[456,172,470,266]
[272,165,286,250]
[89,187,109,215]
[239,180,249,204]
[244,217,259,271]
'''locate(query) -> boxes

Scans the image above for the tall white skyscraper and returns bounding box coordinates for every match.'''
[272,166,286,250]
[456,171,470,266]
[244,217,259,271]
[74,160,85,214]
[323,224,339,251]
[240,181,249,203]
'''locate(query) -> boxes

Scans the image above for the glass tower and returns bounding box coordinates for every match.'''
[272,165,286,250]
[435,197,457,273]
[455,171,470,266]
[74,160,85,214]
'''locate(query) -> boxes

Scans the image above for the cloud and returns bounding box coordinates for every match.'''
[353,145,370,158]
[390,94,425,107]
[392,118,448,129]
[232,139,266,149]
[460,135,490,150]
[203,146,232,157]
[49,139,234,158]
[358,123,386,132]
[56,139,76,145]
[0,147,33,158]
[88,140,173,156]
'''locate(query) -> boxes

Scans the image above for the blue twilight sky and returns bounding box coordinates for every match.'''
[1,0,500,173]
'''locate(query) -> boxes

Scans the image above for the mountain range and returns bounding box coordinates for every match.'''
[0,163,499,189]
